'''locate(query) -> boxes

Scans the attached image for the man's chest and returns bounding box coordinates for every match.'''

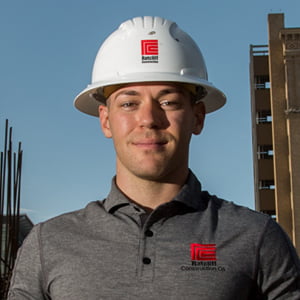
[43,216,256,299]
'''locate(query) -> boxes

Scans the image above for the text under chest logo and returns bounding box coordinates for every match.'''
[190,243,217,261]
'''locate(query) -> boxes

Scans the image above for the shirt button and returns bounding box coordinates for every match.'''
[143,257,151,265]
[145,230,153,237]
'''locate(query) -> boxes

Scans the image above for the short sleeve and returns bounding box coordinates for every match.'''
[8,224,47,300]
[257,218,300,299]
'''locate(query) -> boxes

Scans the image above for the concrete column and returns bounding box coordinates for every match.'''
[282,31,300,251]
[268,14,293,239]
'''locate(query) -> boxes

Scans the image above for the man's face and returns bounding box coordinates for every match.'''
[99,83,205,182]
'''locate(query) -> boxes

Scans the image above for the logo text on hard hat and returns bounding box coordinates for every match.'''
[141,40,158,63]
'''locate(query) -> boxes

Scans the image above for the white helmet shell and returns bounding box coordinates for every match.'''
[74,16,226,116]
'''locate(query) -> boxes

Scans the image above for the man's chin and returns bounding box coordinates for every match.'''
[131,166,184,184]
[131,167,169,182]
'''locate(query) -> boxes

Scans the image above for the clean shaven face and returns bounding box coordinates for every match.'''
[99,83,205,183]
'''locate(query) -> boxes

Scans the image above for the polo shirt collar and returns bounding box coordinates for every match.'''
[103,170,207,214]
[103,177,133,213]
[173,171,207,210]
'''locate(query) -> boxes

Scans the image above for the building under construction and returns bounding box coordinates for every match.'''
[0,119,33,298]
[250,13,300,253]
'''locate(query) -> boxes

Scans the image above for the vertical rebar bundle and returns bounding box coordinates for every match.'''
[0,119,23,298]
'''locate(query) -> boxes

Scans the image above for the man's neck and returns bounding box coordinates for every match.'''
[115,169,189,211]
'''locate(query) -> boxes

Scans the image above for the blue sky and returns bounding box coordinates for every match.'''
[1,0,299,224]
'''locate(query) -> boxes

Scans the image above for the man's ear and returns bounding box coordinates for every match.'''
[99,105,112,138]
[193,102,206,135]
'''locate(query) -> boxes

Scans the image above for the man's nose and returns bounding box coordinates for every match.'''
[138,101,168,129]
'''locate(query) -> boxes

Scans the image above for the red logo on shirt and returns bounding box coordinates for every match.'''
[141,40,159,55]
[190,243,217,261]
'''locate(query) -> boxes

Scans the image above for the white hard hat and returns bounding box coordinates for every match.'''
[74,16,226,116]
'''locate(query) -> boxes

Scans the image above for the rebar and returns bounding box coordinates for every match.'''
[0,119,23,298]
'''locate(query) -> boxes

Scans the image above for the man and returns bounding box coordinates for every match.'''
[8,16,300,299]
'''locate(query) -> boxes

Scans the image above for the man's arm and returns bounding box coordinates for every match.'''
[257,218,300,299]
[8,224,47,300]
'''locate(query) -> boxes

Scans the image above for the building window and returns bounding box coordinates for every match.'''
[256,110,272,124]
[257,145,274,159]
[259,180,275,190]
[255,75,270,89]
[261,211,276,220]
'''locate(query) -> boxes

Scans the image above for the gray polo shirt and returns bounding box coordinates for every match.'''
[8,172,300,299]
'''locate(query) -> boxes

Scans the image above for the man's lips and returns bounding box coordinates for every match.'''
[132,139,168,149]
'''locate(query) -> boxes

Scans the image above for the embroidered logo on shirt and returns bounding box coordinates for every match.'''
[180,243,226,272]
[190,243,217,261]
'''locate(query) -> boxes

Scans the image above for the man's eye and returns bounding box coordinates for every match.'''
[119,101,138,111]
[122,102,132,107]
[120,102,137,109]
[160,100,181,110]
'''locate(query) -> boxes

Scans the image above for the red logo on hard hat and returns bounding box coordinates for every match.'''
[141,40,159,55]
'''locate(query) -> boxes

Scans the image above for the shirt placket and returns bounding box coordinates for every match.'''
[137,223,157,281]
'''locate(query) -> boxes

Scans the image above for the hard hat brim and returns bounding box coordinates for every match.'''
[73,73,226,116]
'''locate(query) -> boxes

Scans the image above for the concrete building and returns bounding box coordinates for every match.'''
[250,13,300,252]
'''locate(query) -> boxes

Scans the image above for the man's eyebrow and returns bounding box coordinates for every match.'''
[156,88,186,98]
[114,90,139,99]
[114,87,186,99]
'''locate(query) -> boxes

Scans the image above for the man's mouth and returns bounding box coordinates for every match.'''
[132,139,168,150]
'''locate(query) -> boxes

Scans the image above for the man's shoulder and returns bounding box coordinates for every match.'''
[203,194,292,248]
[207,193,272,228]
[37,201,106,234]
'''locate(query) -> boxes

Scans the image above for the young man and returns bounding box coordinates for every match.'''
[8,16,300,299]
[98,83,205,211]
